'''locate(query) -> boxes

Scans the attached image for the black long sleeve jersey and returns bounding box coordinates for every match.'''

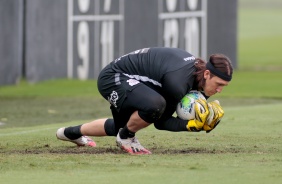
[109,47,197,131]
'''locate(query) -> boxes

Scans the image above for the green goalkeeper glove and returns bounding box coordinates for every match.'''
[187,99,210,132]
[203,100,224,133]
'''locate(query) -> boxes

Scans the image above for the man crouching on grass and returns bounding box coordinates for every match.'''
[56,47,233,155]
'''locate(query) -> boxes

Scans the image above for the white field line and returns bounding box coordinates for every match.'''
[0,127,56,137]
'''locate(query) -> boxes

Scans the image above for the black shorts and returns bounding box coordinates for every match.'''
[98,65,166,132]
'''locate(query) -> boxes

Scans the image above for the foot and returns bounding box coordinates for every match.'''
[56,127,96,147]
[116,130,151,155]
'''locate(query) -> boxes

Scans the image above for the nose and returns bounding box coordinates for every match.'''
[216,87,223,93]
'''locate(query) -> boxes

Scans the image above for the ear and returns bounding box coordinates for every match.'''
[204,70,210,79]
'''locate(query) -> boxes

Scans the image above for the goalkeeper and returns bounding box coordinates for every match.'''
[56,47,233,154]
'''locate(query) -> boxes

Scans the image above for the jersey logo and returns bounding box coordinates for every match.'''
[132,48,150,54]
[183,56,195,61]
[114,48,150,63]
[108,91,119,108]
[127,79,140,86]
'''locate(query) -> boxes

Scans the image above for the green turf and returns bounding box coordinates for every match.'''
[238,0,282,71]
[1,71,282,129]
[0,79,100,97]
[1,0,282,183]
[1,102,282,184]
[238,9,282,70]
[215,71,282,98]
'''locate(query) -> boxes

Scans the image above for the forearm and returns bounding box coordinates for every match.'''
[154,116,188,132]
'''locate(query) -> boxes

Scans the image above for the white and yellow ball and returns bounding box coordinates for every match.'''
[176,90,206,120]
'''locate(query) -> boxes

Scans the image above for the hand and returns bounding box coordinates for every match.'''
[203,100,224,133]
[194,98,210,124]
[186,119,204,132]
[187,99,210,132]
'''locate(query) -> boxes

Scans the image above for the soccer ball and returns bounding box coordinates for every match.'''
[176,90,206,120]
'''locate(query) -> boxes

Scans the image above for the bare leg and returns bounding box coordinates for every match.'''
[80,111,150,137]
[126,111,150,132]
[80,118,108,136]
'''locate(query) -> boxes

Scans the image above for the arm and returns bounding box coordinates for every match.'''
[154,116,188,132]
[154,99,210,132]
[154,102,188,132]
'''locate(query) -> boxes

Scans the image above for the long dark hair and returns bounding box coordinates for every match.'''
[193,58,206,90]
[209,54,233,76]
[194,54,233,90]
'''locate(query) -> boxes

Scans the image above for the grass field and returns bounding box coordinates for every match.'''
[1,0,282,184]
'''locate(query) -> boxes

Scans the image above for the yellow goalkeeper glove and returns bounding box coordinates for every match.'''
[187,99,210,132]
[203,100,224,133]
[187,119,205,132]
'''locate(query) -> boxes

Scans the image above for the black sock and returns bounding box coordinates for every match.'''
[119,125,135,139]
[64,125,83,140]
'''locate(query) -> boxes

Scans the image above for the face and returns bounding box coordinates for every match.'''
[203,70,229,96]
